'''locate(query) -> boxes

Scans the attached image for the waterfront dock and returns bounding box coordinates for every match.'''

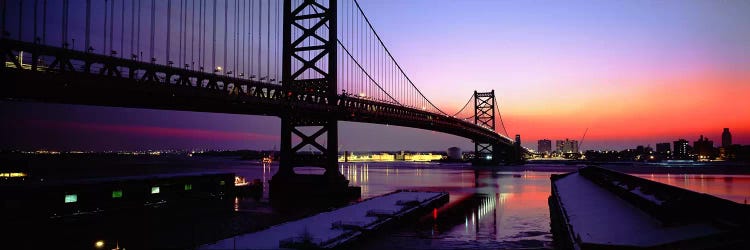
[549,166,750,249]
[201,190,449,249]
[0,172,236,220]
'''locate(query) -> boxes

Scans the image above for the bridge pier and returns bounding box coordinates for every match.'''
[270,116,359,202]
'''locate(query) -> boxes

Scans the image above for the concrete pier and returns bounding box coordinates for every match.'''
[549,166,750,249]
[201,190,448,249]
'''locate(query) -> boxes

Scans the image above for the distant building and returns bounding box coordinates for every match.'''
[515,134,522,149]
[656,143,671,155]
[404,153,443,162]
[555,139,579,153]
[673,139,689,158]
[538,139,552,154]
[722,128,732,148]
[447,147,462,160]
[694,135,714,159]
[636,145,645,154]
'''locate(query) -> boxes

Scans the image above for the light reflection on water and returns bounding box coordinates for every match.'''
[635,173,750,203]
[225,161,750,248]
[231,162,558,248]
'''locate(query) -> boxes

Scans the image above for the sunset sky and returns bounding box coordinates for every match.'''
[2,0,749,151]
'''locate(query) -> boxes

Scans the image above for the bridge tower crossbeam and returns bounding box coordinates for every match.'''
[271,0,357,201]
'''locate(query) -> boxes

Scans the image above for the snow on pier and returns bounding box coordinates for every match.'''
[549,166,750,249]
[200,190,448,249]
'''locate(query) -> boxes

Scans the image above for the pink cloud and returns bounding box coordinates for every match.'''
[25,119,278,141]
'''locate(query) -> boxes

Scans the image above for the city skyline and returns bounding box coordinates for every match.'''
[1,0,749,151]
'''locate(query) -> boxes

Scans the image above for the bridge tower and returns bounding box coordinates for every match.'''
[271,0,357,201]
[472,90,523,165]
[473,90,499,165]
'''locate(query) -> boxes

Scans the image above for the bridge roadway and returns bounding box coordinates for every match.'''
[1,39,516,149]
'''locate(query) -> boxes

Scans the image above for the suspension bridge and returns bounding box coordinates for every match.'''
[1,0,529,199]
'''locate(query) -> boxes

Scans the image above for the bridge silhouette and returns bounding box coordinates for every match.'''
[1,0,528,199]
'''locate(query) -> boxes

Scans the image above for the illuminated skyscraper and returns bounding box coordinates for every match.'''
[673,139,689,158]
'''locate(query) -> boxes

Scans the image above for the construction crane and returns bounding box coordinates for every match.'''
[578,128,589,153]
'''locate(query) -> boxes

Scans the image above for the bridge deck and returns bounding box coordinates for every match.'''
[2,39,526,156]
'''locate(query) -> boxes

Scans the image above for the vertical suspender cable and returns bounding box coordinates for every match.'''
[257,0,261,77]
[120,0,124,57]
[85,0,90,50]
[185,0,188,67]
[353,0,445,114]
[191,0,196,68]
[167,0,171,64]
[240,0,245,76]
[196,0,201,68]
[180,0,184,67]
[179,0,183,66]
[234,0,238,73]
[250,0,254,78]
[103,0,108,52]
[223,0,228,73]
[183,0,186,66]
[62,0,69,48]
[266,0,270,80]
[18,0,22,41]
[137,0,141,60]
[247,0,255,79]
[33,0,38,42]
[130,0,134,57]
[150,0,155,62]
[42,0,47,44]
[275,0,279,81]
[110,0,115,54]
[60,0,65,46]
[235,0,238,73]
[211,0,216,72]
[232,0,235,73]
[351,0,355,94]
[178,0,183,65]
[202,0,207,70]
[198,0,203,69]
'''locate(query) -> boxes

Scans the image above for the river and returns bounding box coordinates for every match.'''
[210,159,750,249]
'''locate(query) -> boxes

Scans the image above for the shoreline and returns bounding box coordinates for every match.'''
[495,163,750,175]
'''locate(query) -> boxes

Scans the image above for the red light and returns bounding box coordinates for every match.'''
[433,208,438,219]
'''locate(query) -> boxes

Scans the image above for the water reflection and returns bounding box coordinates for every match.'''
[226,161,750,248]
[636,173,750,203]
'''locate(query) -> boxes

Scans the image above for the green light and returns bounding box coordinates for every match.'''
[151,186,160,194]
[64,194,78,203]
[184,184,192,191]
[112,190,123,198]
[219,180,226,186]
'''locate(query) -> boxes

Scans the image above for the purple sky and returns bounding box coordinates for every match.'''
[2,0,749,151]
